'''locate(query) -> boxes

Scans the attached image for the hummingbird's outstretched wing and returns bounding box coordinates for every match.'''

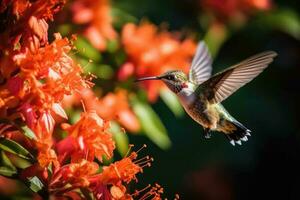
[201,51,277,104]
[189,41,212,84]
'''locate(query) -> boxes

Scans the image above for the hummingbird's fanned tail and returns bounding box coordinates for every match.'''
[224,120,251,146]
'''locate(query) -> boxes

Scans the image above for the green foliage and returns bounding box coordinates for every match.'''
[132,98,171,149]
[110,121,129,156]
[27,176,44,193]
[20,125,37,140]
[111,7,138,29]
[160,89,184,117]
[0,138,34,161]
[259,9,300,39]
[0,151,17,177]
[74,36,102,62]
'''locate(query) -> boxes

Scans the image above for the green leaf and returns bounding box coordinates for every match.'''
[0,166,17,177]
[0,151,15,169]
[204,23,229,58]
[20,125,37,140]
[111,8,138,28]
[106,39,119,53]
[57,24,72,36]
[69,110,81,124]
[74,36,102,62]
[110,121,129,157]
[94,64,114,79]
[0,138,33,160]
[47,163,53,177]
[259,9,300,40]
[160,89,184,117]
[132,99,171,149]
[0,151,17,177]
[76,57,114,79]
[9,155,32,169]
[28,176,44,193]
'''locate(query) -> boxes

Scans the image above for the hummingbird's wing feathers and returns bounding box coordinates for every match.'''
[189,41,212,84]
[201,51,277,104]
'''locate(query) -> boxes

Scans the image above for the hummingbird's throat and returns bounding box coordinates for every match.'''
[182,82,188,88]
[168,82,189,94]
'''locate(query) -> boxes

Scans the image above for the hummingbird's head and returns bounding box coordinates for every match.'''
[135,70,188,93]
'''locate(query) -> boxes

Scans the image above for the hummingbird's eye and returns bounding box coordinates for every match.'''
[167,75,175,80]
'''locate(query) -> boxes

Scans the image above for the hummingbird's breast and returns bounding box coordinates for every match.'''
[177,85,196,106]
[177,83,219,129]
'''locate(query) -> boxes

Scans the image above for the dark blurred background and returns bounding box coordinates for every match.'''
[117,0,300,199]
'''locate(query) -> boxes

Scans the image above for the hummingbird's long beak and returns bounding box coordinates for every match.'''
[135,76,160,82]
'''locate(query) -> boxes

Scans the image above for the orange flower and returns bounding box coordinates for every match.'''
[98,152,141,185]
[89,148,154,200]
[71,0,117,50]
[0,88,19,119]
[61,111,115,162]
[201,0,272,22]
[0,0,66,52]
[33,114,59,168]
[94,90,140,132]
[37,147,58,169]
[65,88,141,133]
[121,22,196,102]
[49,159,99,193]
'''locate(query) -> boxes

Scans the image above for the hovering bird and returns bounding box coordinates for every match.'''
[136,41,277,145]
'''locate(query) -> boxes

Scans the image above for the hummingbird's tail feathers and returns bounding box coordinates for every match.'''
[225,120,251,146]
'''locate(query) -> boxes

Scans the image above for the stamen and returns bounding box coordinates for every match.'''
[133,184,151,196]
[134,155,150,163]
[85,149,89,160]
[69,49,80,56]
[124,144,134,158]
[80,99,86,113]
[135,157,154,166]
[140,163,151,169]
[113,164,121,178]
[132,183,164,200]
[139,184,163,200]
[136,144,147,154]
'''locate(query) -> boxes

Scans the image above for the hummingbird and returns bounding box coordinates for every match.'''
[136,41,277,146]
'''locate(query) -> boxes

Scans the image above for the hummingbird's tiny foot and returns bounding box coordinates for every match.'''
[203,128,211,139]
[230,140,235,146]
[236,140,242,145]
[204,133,211,139]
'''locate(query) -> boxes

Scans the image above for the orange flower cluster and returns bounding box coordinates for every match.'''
[63,88,140,132]
[52,111,155,199]
[71,0,117,50]
[0,0,75,168]
[201,0,272,22]
[120,22,196,102]
[58,111,115,162]
[0,1,164,199]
